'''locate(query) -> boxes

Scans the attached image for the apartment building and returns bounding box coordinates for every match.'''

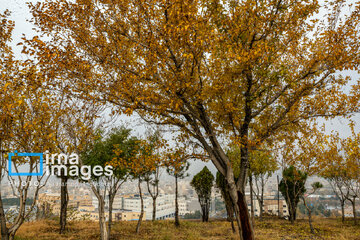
[92,195,123,209]
[178,196,188,215]
[246,195,289,217]
[38,192,187,221]
[121,194,177,220]
[115,210,145,221]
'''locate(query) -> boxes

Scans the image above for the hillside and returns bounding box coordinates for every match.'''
[5,218,360,240]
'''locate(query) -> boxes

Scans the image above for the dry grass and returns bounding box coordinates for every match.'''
[5,217,360,240]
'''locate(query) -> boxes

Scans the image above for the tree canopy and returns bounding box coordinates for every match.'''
[191,166,214,222]
[279,165,307,223]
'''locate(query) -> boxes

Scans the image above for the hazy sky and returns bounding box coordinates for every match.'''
[2,0,360,178]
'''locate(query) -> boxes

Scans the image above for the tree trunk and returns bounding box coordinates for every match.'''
[249,175,254,226]
[290,204,295,224]
[236,190,255,240]
[0,169,10,240]
[226,163,254,239]
[175,175,180,227]
[277,176,280,218]
[0,142,8,240]
[351,198,357,225]
[0,193,10,240]
[201,204,206,222]
[206,200,210,222]
[341,200,345,223]
[1,195,24,240]
[8,233,15,240]
[308,209,314,234]
[152,197,156,221]
[2,233,10,240]
[108,193,114,237]
[136,179,144,234]
[233,206,243,240]
[230,219,236,233]
[224,195,235,233]
[234,123,255,240]
[98,197,109,240]
[303,197,314,234]
[259,199,263,221]
[146,176,159,222]
[36,204,40,220]
[286,199,296,224]
[260,180,264,221]
[59,176,68,234]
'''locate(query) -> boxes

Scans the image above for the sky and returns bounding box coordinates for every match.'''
[1,0,360,180]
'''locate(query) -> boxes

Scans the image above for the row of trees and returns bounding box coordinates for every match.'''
[320,127,360,225]
[191,128,359,236]
[66,127,195,240]
[0,9,101,240]
[0,119,195,240]
[0,13,194,239]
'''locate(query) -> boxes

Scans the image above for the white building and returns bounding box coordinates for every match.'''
[92,195,123,209]
[178,197,188,216]
[122,194,178,220]
[91,193,188,220]
[246,194,289,217]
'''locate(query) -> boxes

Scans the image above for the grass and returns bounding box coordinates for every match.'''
[5,217,360,240]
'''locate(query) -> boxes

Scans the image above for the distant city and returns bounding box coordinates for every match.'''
[2,173,353,222]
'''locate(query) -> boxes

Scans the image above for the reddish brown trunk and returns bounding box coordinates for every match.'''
[237,191,254,240]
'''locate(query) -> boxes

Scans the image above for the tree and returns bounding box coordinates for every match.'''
[82,127,137,240]
[345,180,360,225]
[0,13,18,240]
[278,125,329,225]
[320,127,360,225]
[279,166,307,224]
[342,125,360,225]
[143,130,165,222]
[111,136,157,233]
[249,149,278,220]
[0,77,53,240]
[183,210,201,220]
[55,97,102,234]
[216,171,235,233]
[0,10,61,240]
[191,167,214,222]
[26,1,360,238]
[1,10,102,234]
[320,134,350,223]
[302,182,323,234]
[145,166,160,221]
[165,144,190,227]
